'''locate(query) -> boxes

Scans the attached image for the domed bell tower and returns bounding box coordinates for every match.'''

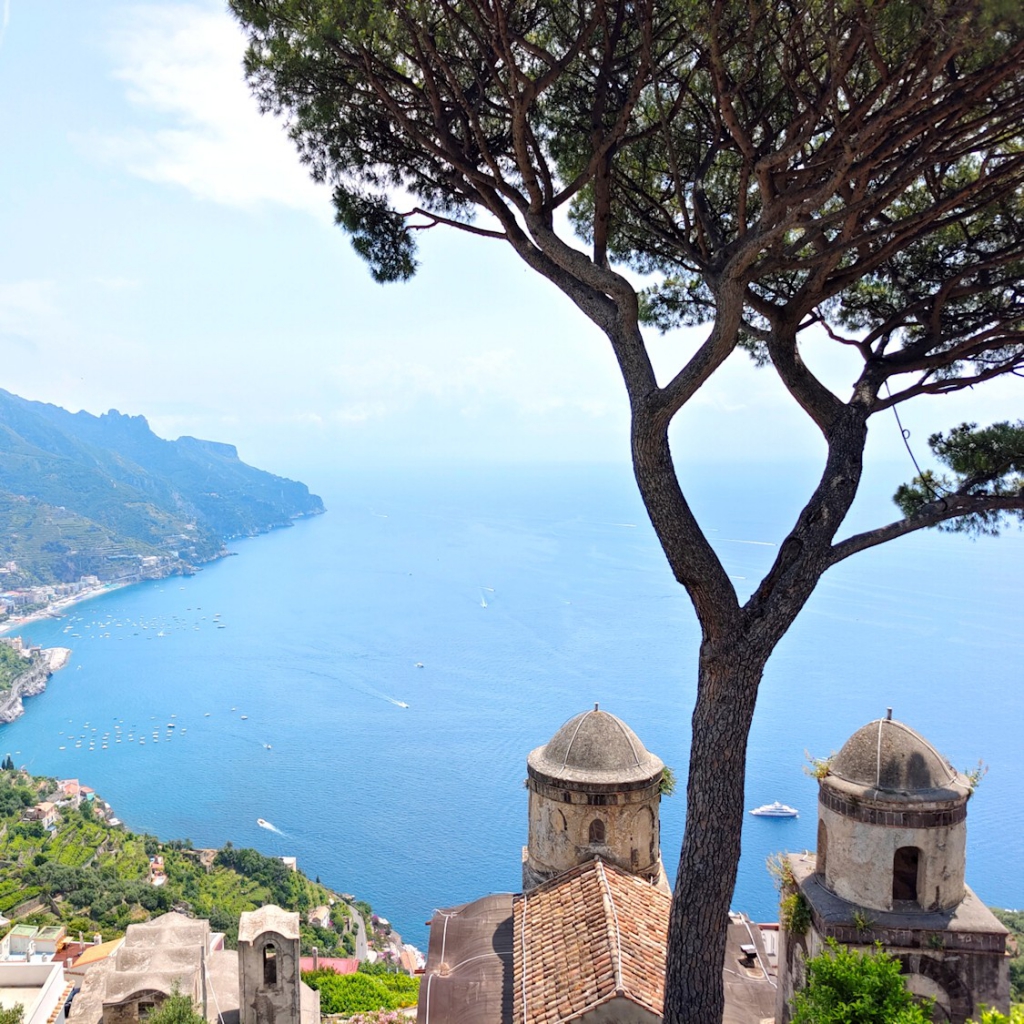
[523,704,669,892]
[775,713,1010,1024]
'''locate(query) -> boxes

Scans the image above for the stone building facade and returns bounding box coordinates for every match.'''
[69,908,319,1024]
[522,704,668,892]
[238,906,305,1024]
[776,715,1009,1023]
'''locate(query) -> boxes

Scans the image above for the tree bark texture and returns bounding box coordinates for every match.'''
[663,643,768,1024]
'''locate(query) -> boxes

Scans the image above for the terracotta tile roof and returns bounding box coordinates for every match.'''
[512,858,670,1024]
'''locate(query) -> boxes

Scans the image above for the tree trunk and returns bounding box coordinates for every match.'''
[662,637,769,1024]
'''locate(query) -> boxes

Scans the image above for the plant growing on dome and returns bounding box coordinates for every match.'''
[962,760,989,795]
[804,754,834,781]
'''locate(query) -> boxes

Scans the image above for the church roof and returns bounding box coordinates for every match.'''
[419,893,514,1024]
[418,865,776,1024]
[512,859,670,1024]
[829,717,968,798]
[527,706,663,786]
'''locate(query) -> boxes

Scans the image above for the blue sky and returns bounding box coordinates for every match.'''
[1,1,1019,486]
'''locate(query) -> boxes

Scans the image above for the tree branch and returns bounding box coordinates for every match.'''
[829,493,1024,566]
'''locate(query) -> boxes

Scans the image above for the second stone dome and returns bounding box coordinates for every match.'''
[528,705,664,786]
[829,716,966,799]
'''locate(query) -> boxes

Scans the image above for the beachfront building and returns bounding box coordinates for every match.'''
[775,715,1010,1023]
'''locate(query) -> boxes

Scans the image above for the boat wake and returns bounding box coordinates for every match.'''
[257,818,287,835]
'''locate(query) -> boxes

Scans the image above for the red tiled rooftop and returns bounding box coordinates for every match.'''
[512,858,670,1024]
[298,956,359,975]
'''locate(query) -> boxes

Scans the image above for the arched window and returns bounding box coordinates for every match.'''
[893,847,920,902]
[588,819,606,844]
[263,943,278,986]
[816,820,828,877]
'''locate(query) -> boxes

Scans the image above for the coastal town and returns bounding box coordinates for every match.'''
[0,564,183,631]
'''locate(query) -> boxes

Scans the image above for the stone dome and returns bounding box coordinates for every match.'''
[829,716,967,800]
[527,705,663,786]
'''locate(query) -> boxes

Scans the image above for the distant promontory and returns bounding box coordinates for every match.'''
[0,389,324,620]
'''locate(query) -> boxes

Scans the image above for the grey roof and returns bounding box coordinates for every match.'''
[527,706,663,785]
[829,718,968,799]
[238,905,300,943]
[69,919,241,1024]
[115,915,209,950]
[418,893,514,1024]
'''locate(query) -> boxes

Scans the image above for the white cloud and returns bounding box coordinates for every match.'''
[96,3,329,216]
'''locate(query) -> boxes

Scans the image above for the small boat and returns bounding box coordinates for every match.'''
[750,801,799,818]
[257,818,273,830]
[240,715,248,720]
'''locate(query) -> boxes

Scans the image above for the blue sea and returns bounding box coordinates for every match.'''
[2,462,1021,947]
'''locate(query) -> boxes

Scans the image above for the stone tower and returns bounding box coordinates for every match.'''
[238,905,304,1024]
[776,715,1009,1024]
[522,704,668,891]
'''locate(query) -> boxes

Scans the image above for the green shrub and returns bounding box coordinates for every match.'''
[301,970,419,1014]
[791,940,932,1024]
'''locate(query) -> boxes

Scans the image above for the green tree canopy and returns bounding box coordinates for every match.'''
[230,1,1024,1020]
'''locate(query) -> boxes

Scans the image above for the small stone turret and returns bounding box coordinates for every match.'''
[238,905,306,1024]
[522,704,667,891]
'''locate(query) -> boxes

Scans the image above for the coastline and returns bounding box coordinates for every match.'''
[0,643,73,723]
[0,580,134,635]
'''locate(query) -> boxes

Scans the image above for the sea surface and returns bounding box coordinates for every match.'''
[2,462,1021,947]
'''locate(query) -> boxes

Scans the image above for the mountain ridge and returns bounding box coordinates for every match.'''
[0,389,324,589]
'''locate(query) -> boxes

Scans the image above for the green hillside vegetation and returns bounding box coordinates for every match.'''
[0,768,356,958]
[0,389,324,587]
[992,909,1024,1005]
[0,493,165,588]
[0,645,32,692]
